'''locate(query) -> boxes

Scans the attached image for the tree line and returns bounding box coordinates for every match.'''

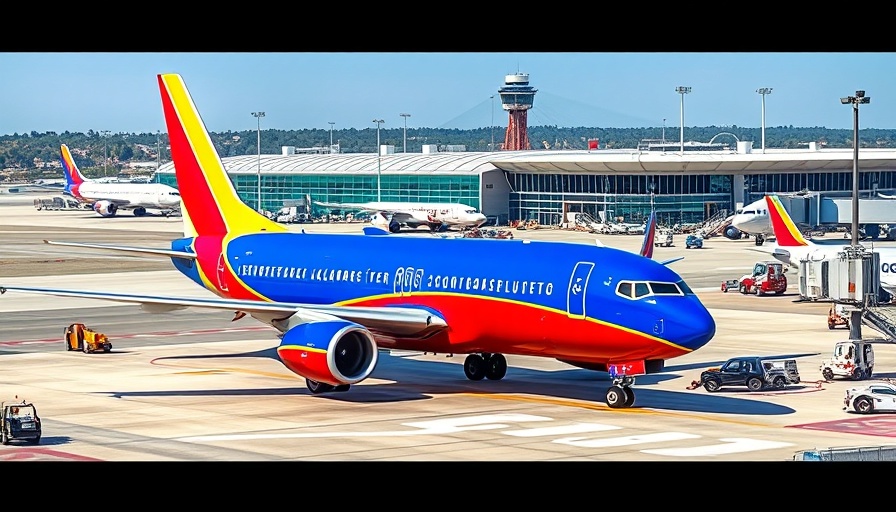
[2,125,894,180]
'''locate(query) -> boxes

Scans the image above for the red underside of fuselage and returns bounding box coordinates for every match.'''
[346,295,687,364]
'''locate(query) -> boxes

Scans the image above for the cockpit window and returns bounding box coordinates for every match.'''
[649,282,681,295]
[677,280,695,295]
[616,280,685,299]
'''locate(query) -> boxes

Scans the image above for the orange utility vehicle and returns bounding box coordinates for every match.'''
[64,323,112,353]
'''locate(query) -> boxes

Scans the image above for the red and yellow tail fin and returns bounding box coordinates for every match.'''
[157,73,285,237]
[765,195,809,247]
[59,144,86,196]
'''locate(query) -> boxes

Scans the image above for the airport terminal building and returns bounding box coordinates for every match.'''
[155,142,896,228]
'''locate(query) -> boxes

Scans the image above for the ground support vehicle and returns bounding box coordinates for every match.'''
[654,230,673,247]
[828,304,850,330]
[696,356,801,392]
[64,323,112,353]
[685,234,703,249]
[720,261,787,295]
[844,380,896,414]
[1,399,41,445]
[821,339,874,381]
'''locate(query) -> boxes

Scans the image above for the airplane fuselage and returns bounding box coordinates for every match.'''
[69,182,182,210]
[171,232,715,365]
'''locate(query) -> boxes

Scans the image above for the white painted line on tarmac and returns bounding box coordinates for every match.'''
[641,438,793,456]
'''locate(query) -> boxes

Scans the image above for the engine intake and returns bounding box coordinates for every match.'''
[93,200,118,217]
[277,320,378,386]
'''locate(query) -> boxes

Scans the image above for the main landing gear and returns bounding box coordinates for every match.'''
[463,353,508,381]
[605,376,636,409]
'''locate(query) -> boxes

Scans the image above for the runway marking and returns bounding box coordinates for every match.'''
[174,412,793,458]
[555,432,699,448]
[789,416,896,437]
[642,438,794,456]
[0,447,102,461]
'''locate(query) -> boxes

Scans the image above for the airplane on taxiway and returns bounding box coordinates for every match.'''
[760,194,896,297]
[728,197,776,245]
[313,199,487,233]
[0,74,715,409]
[60,144,182,217]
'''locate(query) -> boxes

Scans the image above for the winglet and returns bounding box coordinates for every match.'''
[639,210,657,259]
[157,74,286,237]
[765,195,810,247]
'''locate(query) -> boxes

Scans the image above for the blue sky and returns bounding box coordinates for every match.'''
[1,52,893,135]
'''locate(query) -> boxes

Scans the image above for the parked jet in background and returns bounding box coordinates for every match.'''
[313,200,487,233]
[0,73,715,409]
[728,197,774,245]
[60,144,181,217]
[761,194,896,296]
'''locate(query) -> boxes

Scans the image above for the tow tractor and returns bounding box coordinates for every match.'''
[821,339,874,381]
[720,260,788,296]
[64,323,112,353]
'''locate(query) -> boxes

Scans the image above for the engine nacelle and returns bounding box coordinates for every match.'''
[277,320,378,386]
[93,200,118,217]
[723,225,742,240]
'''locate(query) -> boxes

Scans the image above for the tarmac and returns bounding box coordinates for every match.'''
[2,191,896,461]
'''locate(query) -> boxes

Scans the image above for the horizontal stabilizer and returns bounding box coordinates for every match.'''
[44,240,196,260]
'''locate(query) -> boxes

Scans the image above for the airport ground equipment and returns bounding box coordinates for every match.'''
[843,380,896,414]
[0,399,41,445]
[821,339,874,381]
[720,260,787,295]
[654,229,673,247]
[685,234,703,249]
[828,305,851,330]
[697,356,801,392]
[64,323,112,353]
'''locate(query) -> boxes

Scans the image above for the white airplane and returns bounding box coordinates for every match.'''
[60,144,182,217]
[313,200,487,233]
[760,194,896,297]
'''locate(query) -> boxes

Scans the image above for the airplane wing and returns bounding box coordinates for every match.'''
[0,285,447,338]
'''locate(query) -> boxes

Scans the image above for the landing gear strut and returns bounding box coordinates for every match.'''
[463,353,507,381]
[606,376,636,408]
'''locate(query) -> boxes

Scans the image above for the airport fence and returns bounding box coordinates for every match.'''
[793,445,896,461]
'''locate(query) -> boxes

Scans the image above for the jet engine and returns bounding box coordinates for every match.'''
[93,200,118,217]
[723,225,742,240]
[277,320,379,386]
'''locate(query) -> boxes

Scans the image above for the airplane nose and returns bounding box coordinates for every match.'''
[475,214,487,225]
[678,302,715,350]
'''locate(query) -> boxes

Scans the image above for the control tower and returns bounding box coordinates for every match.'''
[498,72,537,151]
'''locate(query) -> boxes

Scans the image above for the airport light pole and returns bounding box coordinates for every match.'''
[400,113,410,153]
[662,118,666,145]
[328,121,335,154]
[675,86,691,155]
[373,119,384,201]
[101,130,111,177]
[841,90,870,338]
[757,88,772,154]
[156,130,161,173]
[251,112,265,213]
[841,90,870,249]
[490,95,496,152]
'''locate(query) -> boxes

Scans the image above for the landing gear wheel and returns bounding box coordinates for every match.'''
[463,354,487,381]
[822,368,834,381]
[606,385,629,409]
[623,386,635,407]
[747,377,764,391]
[306,379,335,394]
[485,353,507,380]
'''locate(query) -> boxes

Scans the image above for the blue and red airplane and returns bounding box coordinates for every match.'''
[0,73,715,408]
